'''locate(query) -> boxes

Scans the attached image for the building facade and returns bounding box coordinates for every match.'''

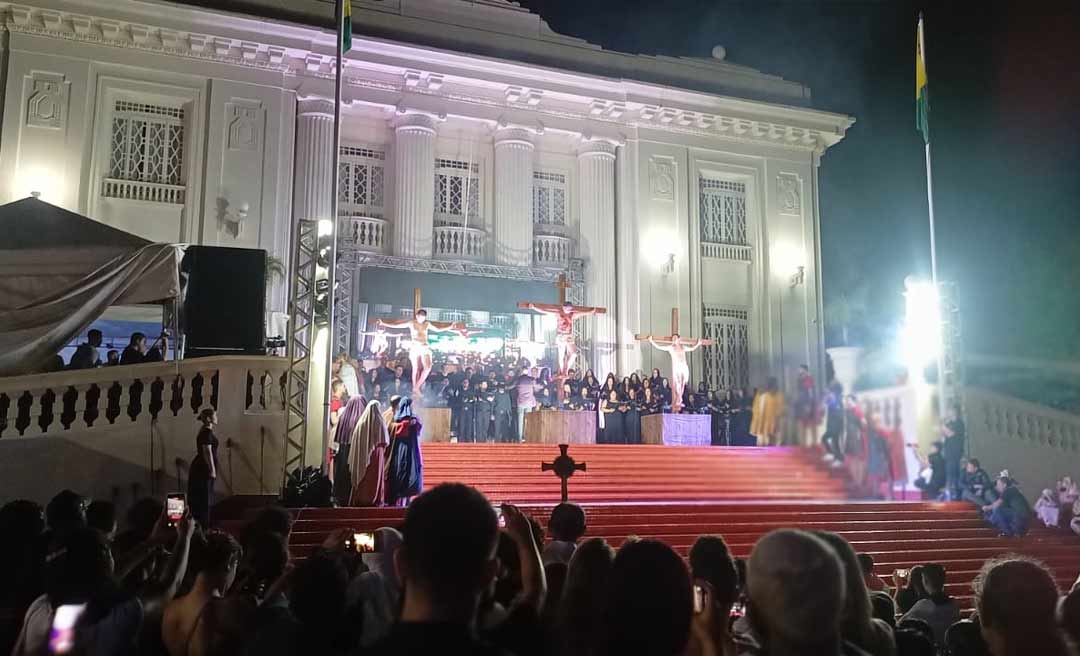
[0,0,852,389]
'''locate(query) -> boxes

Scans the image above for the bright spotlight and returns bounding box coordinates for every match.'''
[902,277,942,377]
[317,219,334,237]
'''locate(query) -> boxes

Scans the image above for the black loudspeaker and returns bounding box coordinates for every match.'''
[180,245,266,357]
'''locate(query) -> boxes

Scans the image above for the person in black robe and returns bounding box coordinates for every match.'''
[492,381,514,443]
[560,382,585,411]
[628,373,644,396]
[734,388,755,446]
[659,378,673,411]
[623,388,642,445]
[458,381,477,443]
[446,379,466,440]
[582,370,601,399]
[600,389,626,447]
[641,386,662,417]
[692,382,710,414]
[648,368,664,393]
[474,380,495,443]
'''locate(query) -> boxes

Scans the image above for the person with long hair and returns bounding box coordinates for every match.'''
[582,370,600,397]
[348,400,390,506]
[622,388,642,445]
[189,409,220,527]
[601,373,618,398]
[386,398,423,506]
[649,368,663,391]
[974,557,1071,656]
[628,372,643,394]
[556,538,615,656]
[600,389,622,445]
[814,532,896,656]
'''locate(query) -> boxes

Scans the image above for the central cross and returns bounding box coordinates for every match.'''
[541,444,587,503]
[518,274,606,383]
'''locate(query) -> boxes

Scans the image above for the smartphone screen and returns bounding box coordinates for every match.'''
[166,494,185,527]
[729,601,746,618]
[353,532,375,553]
[693,584,705,614]
[493,505,506,528]
[50,603,86,654]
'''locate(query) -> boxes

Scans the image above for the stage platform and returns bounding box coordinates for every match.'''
[641,413,710,446]
[524,409,595,444]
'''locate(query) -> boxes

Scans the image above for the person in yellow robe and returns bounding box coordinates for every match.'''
[750,377,785,446]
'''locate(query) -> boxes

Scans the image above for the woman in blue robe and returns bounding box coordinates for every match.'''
[386,398,423,506]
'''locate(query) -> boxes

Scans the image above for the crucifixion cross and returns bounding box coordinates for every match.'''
[634,308,712,345]
[541,444,587,503]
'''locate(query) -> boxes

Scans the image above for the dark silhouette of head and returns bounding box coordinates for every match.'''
[548,503,587,544]
[747,529,845,649]
[46,490,86,535]
[86,500,117,540]
[396,483,498,620]
[975,557,1068,656]
[689,535,739,611]
[601,539,692,656]
[87,329,103,346]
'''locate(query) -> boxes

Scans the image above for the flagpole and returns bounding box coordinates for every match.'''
[322,0,345,473]
[919,15,948,420]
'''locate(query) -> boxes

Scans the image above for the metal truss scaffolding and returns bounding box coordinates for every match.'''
[283,219,318,484]
[333,264,353,356]
[938,281,963,413]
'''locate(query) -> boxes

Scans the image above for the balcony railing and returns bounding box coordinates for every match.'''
[701,242,752,262]
[102,178,186,205]
[533,234,574,267]
[340,216,388,253]
[433,225,486,262]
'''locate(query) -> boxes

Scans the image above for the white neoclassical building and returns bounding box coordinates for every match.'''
[0,0,852,390]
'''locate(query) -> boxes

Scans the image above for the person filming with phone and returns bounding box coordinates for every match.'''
[687,535,748,656]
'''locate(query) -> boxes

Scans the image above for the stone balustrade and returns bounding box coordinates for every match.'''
[701,241,752,262]
[964,387,1080,496]
[0,356,288,505]
[533,233,574,267]
[340,216,388,253]
[433,225,486,261]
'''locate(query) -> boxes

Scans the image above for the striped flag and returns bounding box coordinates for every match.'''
[916,15,929,143]
[342,0,352,53]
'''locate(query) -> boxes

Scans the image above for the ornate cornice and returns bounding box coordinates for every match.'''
[0,3,852,154]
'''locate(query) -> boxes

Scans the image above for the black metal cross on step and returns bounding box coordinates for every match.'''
[541,444,587,503]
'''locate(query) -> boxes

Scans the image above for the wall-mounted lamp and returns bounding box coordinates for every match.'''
[789,265,805,288]
[216,197,249,238]
[660,252,676,276]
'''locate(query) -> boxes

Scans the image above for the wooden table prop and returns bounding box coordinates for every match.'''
[641,413,712,447]
[415,407,452,443]
[524,409,596,445]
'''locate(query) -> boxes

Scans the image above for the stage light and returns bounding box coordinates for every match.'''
[644,231,677,272]
[317,219,334,237]
[902,277,942,378]
[17,165,60,203]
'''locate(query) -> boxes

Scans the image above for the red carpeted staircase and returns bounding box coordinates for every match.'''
[223,444,1080,610]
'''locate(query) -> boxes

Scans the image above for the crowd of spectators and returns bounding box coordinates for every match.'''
[45,329,169,372]
[5,485,1080,656]
[1034,475,1080,537]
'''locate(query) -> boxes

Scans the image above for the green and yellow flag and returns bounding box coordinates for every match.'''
[342,0,353,53]
[916,15,929,143]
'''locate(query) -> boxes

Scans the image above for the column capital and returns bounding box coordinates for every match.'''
[577,137,618,159]
[297,96,334,117]
[493,126,537,149]
[393,108,442,134]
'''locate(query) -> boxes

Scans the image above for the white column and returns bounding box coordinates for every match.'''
[392,113,438,258]
[293,98,334,222]
[615,141,642,375]
[578,139,618,377]
[493,128,535,265]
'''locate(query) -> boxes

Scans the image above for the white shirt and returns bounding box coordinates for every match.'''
[339,362,361,398]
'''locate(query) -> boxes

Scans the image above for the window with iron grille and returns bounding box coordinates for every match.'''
[532,170,567,229]
[338,146,385,218]
[103,100,186,204]
[434,158,480,225]
[699,177,747,245]
[702,305,750,392]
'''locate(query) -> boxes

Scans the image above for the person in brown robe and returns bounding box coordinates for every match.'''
[349,400,391,506]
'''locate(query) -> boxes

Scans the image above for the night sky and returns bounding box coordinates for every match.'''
[520,0,1080,359]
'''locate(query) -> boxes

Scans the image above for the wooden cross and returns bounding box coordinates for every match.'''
[554,274,572,305]
[518,274,606,315]
[413,287,422,314]
[541,444,587,503]
[634,308,713,345]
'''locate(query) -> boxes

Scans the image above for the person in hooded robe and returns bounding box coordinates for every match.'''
[386,398,423,506]
[332,394,367,505]
[348,400,390,506]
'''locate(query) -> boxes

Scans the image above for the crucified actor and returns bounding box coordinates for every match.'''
[378,310,463,394]
[648,334,704,413]
[520,303,599,376]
